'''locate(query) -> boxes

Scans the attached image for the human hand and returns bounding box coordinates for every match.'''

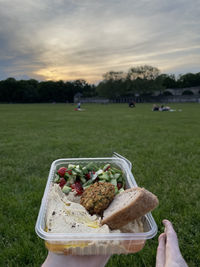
[42,251,110,267]
[156,219,188,267]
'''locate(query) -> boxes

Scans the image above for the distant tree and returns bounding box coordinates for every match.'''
[73,79,95,99]
[38,81,56,102]
[154,74,172,94]
[96,80,115,99]
[161,74,177,88]
[177,73,200,88]
[124,65,161,96]
[127,65,160,80]
[0,78,18,102]
[132,78,156,96]
[96,71,126,99]
[96,66,162,98]
[54,80,67,102]
[64,81,75,103]
[0,68,199,103]
[103,71,125,81]
[96,78,126,99]
[82,84,96,97]
[16,79,39,102]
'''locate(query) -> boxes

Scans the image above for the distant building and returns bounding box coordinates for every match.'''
[153,86,200,96]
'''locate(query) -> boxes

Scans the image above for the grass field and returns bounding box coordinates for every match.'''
[0,103,200,267]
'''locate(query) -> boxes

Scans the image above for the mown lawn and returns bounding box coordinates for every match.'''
[0,103,199,267]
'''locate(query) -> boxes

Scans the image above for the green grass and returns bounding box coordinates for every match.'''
[0,103,199,267]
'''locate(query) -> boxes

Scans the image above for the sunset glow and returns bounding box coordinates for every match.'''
[0,0,199,83]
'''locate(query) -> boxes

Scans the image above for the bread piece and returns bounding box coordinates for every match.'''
[101,187,158,229]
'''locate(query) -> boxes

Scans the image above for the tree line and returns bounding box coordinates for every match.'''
[0,65,200,103]
[0,78,96,103]
[96,66,200,99]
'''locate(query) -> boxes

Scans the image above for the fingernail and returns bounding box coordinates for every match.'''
[162,219,169,224]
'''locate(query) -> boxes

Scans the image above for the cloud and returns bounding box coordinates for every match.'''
[0,0,200,83]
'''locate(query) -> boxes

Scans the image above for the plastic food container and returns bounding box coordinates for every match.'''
[35,152,158,255]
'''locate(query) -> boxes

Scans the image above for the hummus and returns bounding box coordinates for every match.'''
[46,183,143,234]
[46,184,117,234]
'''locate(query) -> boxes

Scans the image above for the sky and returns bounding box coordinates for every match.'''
[0,0,200,84]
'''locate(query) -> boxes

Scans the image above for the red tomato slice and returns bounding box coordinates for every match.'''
[71,181,83,195]
[59,178,66,188]
[57,167,67,177]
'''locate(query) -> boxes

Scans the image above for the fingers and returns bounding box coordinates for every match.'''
[163,219,175,234]
[162,220,188,267]
[156,233,166,267]
[162,219,182,262]
[162,220,179,248]
[42,253,110,267]
[76,255,110,267]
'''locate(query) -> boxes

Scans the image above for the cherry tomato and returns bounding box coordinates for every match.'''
[85,173,91,180]
[67,170,72,175]
[59,177,66,188]
[57,167,67,177]
[71,181,83,195]
[117,182,123,190]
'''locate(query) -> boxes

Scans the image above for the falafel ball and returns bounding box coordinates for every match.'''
[80,182,115,215]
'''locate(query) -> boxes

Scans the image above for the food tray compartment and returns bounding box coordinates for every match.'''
[35,155,158,255]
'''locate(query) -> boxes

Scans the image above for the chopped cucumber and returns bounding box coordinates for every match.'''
[110,178,117,186]
[53,163,126,195]
[62,185,72,194]
[117,176,123,182]
[72,170,77,176]
[109,172,114,179]
[103,164,110,171]
[68,164,75,169]
[83,179,93,187]
[112,167,123,174]
[66,177,75,186]
[114,173,121,179]
[64,172,71,178]
[80,176,86,184]
[96,169,103,176]
[114,186,119,194]
[82,166,88,174]
[91,172,98,181]
[118,188,125,194]
[99,172,109,181]
[85,162,94,170]
[53,174,60,183]
[75,167,82,174]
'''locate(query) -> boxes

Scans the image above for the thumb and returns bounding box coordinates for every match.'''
[156,233,166,267]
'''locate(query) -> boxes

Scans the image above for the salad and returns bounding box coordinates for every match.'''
[53,163,126,196]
